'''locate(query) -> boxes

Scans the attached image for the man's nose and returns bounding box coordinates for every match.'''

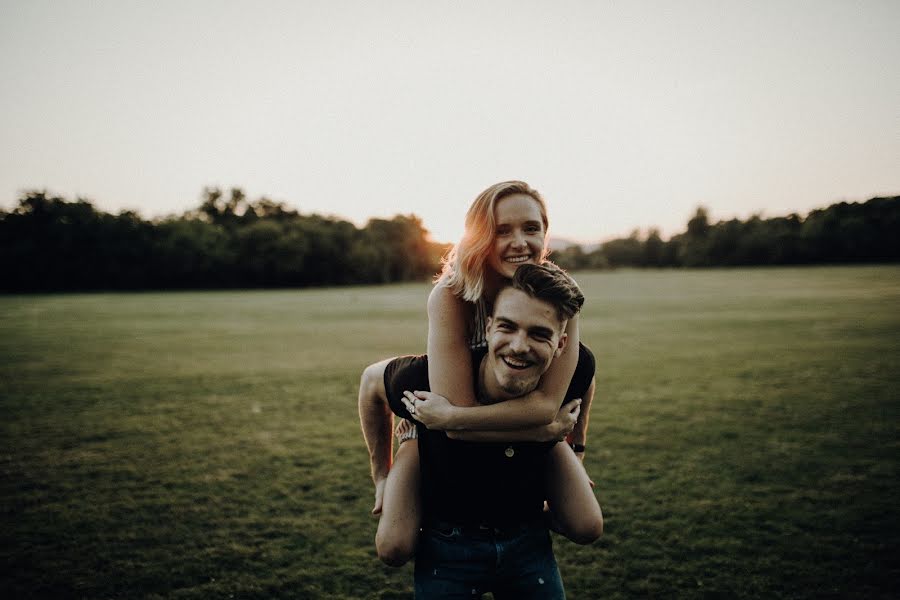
[509,331,529,353]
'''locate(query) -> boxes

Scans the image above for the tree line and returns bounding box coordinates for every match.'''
[0,188,446,292]
[1,190,897,292]
[551,196,900,271]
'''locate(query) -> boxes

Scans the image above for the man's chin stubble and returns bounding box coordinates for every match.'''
[500,379,539,398]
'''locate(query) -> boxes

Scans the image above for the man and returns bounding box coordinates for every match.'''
[369,264,601,598]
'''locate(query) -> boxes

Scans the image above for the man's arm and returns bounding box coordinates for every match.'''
[566,376,595,462]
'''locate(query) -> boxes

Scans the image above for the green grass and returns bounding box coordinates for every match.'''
[1,267,898,599]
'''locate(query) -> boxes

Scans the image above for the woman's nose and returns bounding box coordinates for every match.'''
[511,230,526,248]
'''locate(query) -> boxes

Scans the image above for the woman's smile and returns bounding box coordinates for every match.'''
[503,254,533,264]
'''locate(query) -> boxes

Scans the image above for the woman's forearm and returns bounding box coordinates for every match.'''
[444,391,558,430]
[446,397,581,441]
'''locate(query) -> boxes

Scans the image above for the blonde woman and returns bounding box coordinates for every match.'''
[359,181,602,566]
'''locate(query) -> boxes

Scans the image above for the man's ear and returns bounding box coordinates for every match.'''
[485,316,492,337]
[554,332,569,358]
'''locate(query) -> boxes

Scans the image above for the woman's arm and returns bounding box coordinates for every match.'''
[415,310,582,430]
[401,391,582,441]
[425,283,480,408]
[444,398,582,442]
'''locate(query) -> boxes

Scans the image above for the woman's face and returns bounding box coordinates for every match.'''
[488,193,546,279]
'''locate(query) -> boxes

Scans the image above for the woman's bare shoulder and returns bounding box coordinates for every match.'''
[428,280,461,308]
[428,281,472,324]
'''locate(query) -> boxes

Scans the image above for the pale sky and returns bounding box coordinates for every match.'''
[1,0,898,243]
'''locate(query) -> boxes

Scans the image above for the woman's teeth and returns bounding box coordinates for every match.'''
[505,255,531,263]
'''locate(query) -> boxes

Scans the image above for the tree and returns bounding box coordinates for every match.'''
[679,206,712,266]
[643,229,664,267]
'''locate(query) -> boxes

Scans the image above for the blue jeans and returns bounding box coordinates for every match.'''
[414,521,566,599]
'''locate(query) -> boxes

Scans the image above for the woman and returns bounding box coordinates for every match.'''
[358,181,602,566]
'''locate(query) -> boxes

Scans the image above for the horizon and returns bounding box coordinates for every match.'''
[8,188,900,250]
[9,186,895,248]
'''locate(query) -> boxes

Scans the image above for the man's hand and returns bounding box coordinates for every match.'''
[547,399,581,441]
[372,477,387,516]
[402,390,456,430]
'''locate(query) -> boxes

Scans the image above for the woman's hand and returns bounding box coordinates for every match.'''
[402,390,457,430]
[547,398,581,441]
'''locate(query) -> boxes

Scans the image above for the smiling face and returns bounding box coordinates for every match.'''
[483,287,568,400]
[488,193,546,280]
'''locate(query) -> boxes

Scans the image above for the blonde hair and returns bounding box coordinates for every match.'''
[438,180,549,302]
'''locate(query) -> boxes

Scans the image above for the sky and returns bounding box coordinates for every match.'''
[1,0,898,244]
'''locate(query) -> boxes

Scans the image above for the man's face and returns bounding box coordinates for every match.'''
[485,287,568,399]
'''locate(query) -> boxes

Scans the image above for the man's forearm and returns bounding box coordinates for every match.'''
[571,377,595,446]
[569,419,587,447]
[566,377,595,460]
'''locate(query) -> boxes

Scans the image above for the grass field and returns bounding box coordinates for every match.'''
[2,266,899,599]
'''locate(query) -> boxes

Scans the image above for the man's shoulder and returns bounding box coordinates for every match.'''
[384,347,486,397]
[384,354,430,397]
[383,355,431,419]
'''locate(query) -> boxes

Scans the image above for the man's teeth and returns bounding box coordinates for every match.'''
[503,356,530,368]
[505,256,531,263]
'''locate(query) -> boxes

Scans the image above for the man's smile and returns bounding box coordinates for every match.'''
[501,355,533,370]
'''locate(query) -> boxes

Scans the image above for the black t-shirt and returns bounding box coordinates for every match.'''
[384,343,595,528]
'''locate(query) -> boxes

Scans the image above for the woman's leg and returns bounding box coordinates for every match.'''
[358,359,422,566]
[545,377,603,545]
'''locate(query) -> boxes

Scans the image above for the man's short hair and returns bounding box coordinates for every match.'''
[508,263,585,323]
